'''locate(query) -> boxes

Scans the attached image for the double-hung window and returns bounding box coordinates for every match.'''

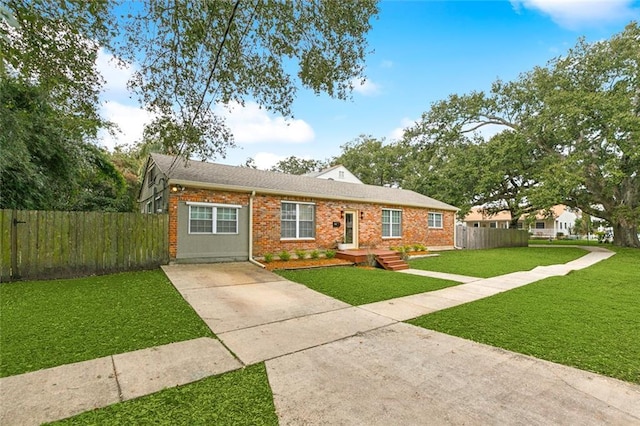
[382,209,402,238]
[428,212,443,228]
[281,202,315,239]
[188,202,239,234]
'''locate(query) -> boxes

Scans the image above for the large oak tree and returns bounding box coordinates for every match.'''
[404,23,639,247]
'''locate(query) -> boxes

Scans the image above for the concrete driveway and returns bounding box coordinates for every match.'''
[162,262,640,425]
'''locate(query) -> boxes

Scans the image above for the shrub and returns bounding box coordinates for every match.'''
[263,253,273,263]
[413,243,426,252]
[404,245,414,253]
[324,249,336,259]
[310,249,320,259]
[295,249,307,260]
[278,250,291,261]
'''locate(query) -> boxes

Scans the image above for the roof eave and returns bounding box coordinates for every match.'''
[169,179,458,211]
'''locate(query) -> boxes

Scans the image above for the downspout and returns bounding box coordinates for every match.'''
[248,190,266,268]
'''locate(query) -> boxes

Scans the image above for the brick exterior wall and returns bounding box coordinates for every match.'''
[168,188,454,259]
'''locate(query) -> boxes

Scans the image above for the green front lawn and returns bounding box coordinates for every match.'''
[409,247,587,278]
[408,247,640,384]
[277,266,458,305]
[1,269,213,377]
[51,363,278,425]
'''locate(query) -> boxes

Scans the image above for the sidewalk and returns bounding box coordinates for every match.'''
[360,245,615,321]
[2,245,631,425]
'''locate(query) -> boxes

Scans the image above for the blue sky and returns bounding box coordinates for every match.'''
[98,0,640,169]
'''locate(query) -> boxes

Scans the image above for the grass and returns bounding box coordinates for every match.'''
[50,363,278,425]
[409,247,587,278]
[0,269,213,377]
[277,266,459,305]
[408,247,640,384]
[529,238,601,246]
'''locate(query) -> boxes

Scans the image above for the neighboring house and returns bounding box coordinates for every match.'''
[462,205,580,237]
[462,208,512,229]
[139,154,458,263]
[304,164,363,184]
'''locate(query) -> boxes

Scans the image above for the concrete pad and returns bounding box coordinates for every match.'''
[112,338,241,401]
[359,298,438,321]
[162,262,282,290]
[180,280,350,333]
[266,323,640,425]
[398,269,481,283]
[0,357,119,426]
[218,307,395,364]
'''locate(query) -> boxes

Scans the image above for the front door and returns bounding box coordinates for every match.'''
[343,211,358,249]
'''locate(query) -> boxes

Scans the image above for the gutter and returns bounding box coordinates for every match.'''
[247,190,266,269]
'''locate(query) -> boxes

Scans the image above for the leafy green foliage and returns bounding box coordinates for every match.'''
[294,249,307,260]
[408,247,640,384]
[53,363,278,425]
[117,1,379,159]
[324,249,336,259]
[0,270,213,377]
[310,249,320,259]
[402,23,640,246]
[408,247,587,278]
[277,267,458,305]
[269,156,328,175]
[332,135,409,186]
[278,250,291,261]
[0,78,130,211]
[263,253,274,263]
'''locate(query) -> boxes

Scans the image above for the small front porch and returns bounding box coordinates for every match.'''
[336,249,409,271]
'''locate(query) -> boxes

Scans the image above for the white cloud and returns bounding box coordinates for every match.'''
[99,101,154,150]
[389,117,416,141]
[96,48,135,99]
[253,152,286,170]
[511,0,639,29]
[351,77,381,96]
[216,101,315,145]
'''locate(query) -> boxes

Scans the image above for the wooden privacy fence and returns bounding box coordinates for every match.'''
[0,210,169,282]
[456,225,528,250]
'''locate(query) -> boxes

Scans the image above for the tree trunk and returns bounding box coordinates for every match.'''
[612,221,640,248]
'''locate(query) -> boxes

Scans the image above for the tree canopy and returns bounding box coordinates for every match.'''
[402,22,640,247]
[1,0,380,211]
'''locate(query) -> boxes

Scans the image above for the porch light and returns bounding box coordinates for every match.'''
[171,185,184,192]
[360,211,364,220]
[340,210,344,219]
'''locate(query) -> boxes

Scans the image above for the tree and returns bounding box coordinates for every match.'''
[116,0,379,160]
[333,135,408,186]
[1,0,112,140]
[0,78,130,211]
[524,23,640,247]
[270,156,327,175]
[403,23,639,247]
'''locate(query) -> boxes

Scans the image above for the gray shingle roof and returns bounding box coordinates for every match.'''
[151,153,457,211]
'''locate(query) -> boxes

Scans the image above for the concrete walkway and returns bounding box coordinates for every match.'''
[2,245,638,425]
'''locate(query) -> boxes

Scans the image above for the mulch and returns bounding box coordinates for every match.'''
[262,257,354,271]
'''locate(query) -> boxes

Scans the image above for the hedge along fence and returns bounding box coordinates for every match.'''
[0,210,169,282]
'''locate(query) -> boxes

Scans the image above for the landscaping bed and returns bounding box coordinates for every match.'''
[263,257,353,271]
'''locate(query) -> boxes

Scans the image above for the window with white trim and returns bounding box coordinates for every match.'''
[382,209,402,238]
[535,222,545,229]
[428,212,443,228]
[188,204,239,234]
[281,202,315,239]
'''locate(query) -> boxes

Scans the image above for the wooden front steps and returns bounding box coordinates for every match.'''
[375,252,409,271]
[335,249,409,271]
